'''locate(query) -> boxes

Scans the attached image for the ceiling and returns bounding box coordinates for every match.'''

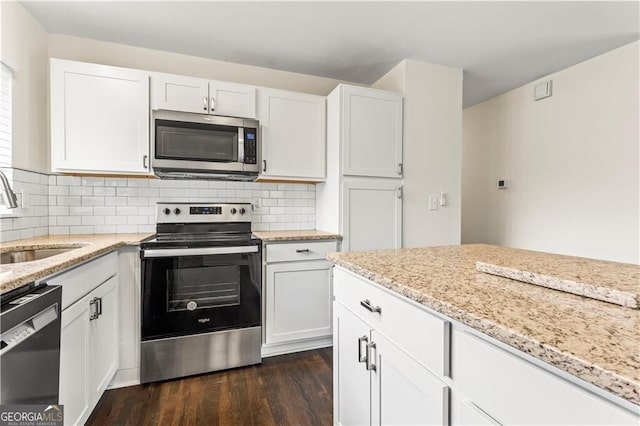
[21,1,640,107]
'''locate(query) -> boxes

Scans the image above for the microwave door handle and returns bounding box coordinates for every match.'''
[143,246,259,258]
[238,128,245,164]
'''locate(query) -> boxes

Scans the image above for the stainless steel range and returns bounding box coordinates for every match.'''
[140,202,262,384]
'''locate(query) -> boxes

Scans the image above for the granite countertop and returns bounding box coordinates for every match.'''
[327,243,640,405]
[0,233,153,295]
[254,230,342,242]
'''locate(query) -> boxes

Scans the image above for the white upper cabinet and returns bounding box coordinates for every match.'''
[341,85,403,178]
[259,88,326,181]
[152,73,257,119]
[152,74,209,114]
[209,81,257,119]
[50,59,151,175]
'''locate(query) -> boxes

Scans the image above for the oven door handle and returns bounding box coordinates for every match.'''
[142,246,259,258]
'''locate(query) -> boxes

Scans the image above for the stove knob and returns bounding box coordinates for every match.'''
[239,207,246,215]
[163,208,171,215]
[230,208,237,215]
[174,208,181,215]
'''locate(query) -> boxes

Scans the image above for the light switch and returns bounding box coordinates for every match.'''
[428,195,438,211]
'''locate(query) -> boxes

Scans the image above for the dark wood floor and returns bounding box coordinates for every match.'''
[87,348,333,426]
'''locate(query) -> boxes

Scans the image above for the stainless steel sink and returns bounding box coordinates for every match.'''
[0,246,81,264]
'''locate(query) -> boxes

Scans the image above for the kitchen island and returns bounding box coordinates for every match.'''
[329,244,639,425]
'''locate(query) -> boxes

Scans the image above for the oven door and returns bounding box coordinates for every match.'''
[141,244,261,341]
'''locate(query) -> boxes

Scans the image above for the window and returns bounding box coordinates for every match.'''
[0,62,12,168]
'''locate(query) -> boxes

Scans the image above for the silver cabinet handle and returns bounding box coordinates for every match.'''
[360,299,382,314]
[96,297,102,317]
[397,162,403,175]
[143,155,148,169]
[263,159,267,172]
[296,249,310,253]
[210,96,216,111]
[203,96,208,111]
[89,297,99,320]
[396,187,403,199]
[366,342,377,371]
[358,335,368,363]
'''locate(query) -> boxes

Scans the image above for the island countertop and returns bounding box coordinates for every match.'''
[327,244,640,405]
[0,233,153,295]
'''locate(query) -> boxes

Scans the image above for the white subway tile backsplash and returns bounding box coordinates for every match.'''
[70,186,93,196]
[57,176,81,186]
[104,178,127,187]
[81,196,105,206]
[0,171,317,242]
[94,187,116,196]
[117,187,138,197]
[105,216,128,225]
[81,177,105,187]
[58,196,81,206]
[57,216,81,226]
[49,185,69,196]
[69,206,93,216]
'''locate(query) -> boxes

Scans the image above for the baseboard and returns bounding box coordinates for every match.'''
[107,367,140,389]
[261,337,333,358]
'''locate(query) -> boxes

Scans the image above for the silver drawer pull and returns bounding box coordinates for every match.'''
[360,299,382,314]
[358,335,368,363]
[366,342,377,371]
[296,249,310,253]
[89,297,99,320]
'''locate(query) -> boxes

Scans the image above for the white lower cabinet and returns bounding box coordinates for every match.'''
[263,240,337,356]
[54,253,119,426]
[451,328,639,425]
[333,303,449,426]
[333,265,640,426]
[333,265,450,425]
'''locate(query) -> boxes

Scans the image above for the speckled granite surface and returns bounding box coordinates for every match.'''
[327,244,640,405]
[477,259,639,309]
[0,234,153,294]
[254,230,342,242]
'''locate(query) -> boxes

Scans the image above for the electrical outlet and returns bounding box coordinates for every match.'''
[428,195,438,211]
[252,198,262,211]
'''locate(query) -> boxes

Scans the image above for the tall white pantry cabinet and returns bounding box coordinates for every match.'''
[316,84,404,251]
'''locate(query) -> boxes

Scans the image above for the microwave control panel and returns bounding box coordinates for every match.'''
[243,128,257,164]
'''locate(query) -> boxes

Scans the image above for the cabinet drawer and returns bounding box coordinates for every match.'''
[266,241,338,263]
[333,267,449,377]
[452,328,639,425]
[46,252,118,311]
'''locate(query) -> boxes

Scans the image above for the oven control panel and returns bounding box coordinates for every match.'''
[157,203,252,223]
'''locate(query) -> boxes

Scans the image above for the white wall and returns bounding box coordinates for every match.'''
[374,59,463,247]
[48,34,347,96]
[1,2,49,173]
[462,41,639,264]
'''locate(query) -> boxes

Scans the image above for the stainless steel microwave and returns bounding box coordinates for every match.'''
[151,110,260,180]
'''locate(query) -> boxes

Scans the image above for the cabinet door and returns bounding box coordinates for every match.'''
[89,276,119,404]
[343,178,402,251]
[50,59,150,174]
[209,80,257,118]
[371,331,449,426]
[152,73,209,114]
[450,393,500,426]
[341,85,403,178]
[333,303,372,426]
[265,260,332,344]
[60,294,91,426]
[260,88,326,181]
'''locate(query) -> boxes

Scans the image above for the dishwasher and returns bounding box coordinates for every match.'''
[0,282,62,404]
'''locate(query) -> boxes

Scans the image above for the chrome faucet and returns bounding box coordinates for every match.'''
[0,170,18,209]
